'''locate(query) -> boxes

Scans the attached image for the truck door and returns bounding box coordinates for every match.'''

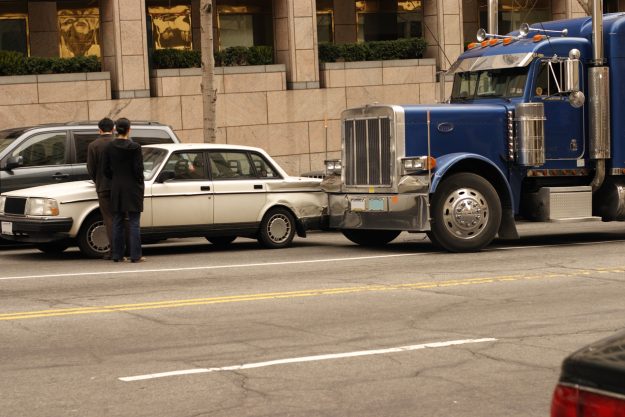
[532,59,585,162]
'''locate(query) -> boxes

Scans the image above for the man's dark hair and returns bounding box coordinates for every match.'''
[98,117,114,133]
[115,118,131,136]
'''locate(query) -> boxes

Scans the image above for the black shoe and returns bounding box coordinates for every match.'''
[113,257,127,263]
[131,257,146,263]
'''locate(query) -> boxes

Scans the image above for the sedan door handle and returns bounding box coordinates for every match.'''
[201,186,211,191]
[52,173,69,180]
[254,184,263,190]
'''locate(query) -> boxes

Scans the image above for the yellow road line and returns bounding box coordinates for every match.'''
[1,267,623,321]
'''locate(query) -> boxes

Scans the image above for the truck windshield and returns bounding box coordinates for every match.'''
[451,66,529,102]
[0,128,26,154]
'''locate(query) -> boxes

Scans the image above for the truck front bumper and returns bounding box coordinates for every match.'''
[328,193,429,231]
[0,214,73,243]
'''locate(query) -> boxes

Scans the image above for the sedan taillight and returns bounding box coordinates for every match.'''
[551,384,625,417]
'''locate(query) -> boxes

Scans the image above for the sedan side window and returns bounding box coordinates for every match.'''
[11,132,68,167]
[209,151,253,179]
[164,152,207,180]
[250,153,280,178]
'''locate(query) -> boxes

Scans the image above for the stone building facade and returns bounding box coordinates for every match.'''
[0,0,614,174]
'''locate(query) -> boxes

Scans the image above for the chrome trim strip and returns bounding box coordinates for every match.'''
[448,52,537,74]
[558,382,625,402]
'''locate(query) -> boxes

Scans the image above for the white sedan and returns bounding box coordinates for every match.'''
[0,143,328,257]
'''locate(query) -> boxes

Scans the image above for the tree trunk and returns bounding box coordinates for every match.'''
[200,0,216,143]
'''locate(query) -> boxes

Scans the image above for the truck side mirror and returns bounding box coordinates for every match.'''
[4,155,23,170]
[564,49,581,92]
[565,49,584,107]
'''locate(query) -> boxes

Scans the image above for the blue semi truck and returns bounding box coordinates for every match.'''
[321,4,624,252]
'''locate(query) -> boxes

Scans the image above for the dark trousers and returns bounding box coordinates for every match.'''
[96,191,113,251]
[112,211,142,261]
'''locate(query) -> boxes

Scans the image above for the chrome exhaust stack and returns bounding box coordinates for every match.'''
[589,0,610,192]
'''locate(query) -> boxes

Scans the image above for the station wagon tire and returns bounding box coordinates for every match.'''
[77,214,110,259]
[258,208,296,249]
[341,229,401,246]
[429,173,501,252]
[207,236,236,247]
[35,240,70,254]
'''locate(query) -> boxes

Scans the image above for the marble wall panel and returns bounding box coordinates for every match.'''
[181,95,203,130]
[267,88,345,124]
[37,81,87,103]
[87,80,109,101]
[308,119,341,154]
[122,55,148,90]
[119,0,142,21]
[174,128,203,143]
[0,84,39,105]
[88,96,183,130]
[294,17,314,49]
[223,92,268,127]
[120,21,144,55]
[295,49,317,82]
[344,67,383,87]
[224,73,283,94]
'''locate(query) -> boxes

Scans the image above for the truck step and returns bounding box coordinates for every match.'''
[527,186,600,222]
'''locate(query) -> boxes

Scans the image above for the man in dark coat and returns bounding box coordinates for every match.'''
[86,117,115,260]
[104,118,145,263]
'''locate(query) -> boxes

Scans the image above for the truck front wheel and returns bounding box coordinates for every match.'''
[429,173,501,252]
[342,229,401,246]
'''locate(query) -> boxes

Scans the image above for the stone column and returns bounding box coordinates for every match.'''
[462,0,479,43]
[100,0,150,98]
[424,0,463,71]
[273,0,319,89]
[334,1,357,44]
[28,2,59,58]
[552,0,589,19]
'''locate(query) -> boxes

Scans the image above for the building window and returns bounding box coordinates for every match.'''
[147,2,192,50]
[317,0,334,43]
[58,4,101,58]
[356,0,422,42]
[478,0,552,35]
[217,1,273,50]
[0,1,28,55]
[604,0,620,12]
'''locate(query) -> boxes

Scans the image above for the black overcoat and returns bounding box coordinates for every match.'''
[104,139,144,213]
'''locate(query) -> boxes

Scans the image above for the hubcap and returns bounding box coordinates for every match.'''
[88,221,109,253]
[442,188,489,239]
[267,214,290,243]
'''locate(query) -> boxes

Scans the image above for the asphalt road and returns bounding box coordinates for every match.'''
[1,222,625,417]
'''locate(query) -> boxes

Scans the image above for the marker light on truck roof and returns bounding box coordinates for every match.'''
[503,38,513,45]
[533,34,545,42]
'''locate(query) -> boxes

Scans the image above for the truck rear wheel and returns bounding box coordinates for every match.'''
[430,173,501,252]
[342,229,400,246]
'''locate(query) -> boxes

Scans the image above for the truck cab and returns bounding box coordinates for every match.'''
[321,13,625,252]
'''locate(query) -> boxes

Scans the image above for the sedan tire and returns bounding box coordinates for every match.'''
[258,207,296,249]
[77,214,110,259]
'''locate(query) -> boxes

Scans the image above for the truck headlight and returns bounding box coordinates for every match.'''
[26,198,59,216]
[0,196,5,214]
[325,159,342,175]
[401,156,436,174]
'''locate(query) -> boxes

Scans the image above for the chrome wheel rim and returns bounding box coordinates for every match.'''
[88,221,109,253]
[441,187,489,240]
[267,214,291,243]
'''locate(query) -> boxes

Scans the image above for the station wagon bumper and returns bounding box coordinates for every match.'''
[0,215,73,243]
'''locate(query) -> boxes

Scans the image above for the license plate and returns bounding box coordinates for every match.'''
[368,198,385,211]
[350,198,366,211]
[1,221,13,235]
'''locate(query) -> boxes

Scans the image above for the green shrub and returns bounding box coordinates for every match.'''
[153,45,273,69]
[319,37,427,63]
[0,51,100,76]
[152,48,201,69]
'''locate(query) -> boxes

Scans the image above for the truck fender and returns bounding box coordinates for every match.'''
[429,153,519,240]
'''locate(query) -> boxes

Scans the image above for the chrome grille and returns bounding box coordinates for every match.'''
[5,197,26,215]
[344,117,392,186]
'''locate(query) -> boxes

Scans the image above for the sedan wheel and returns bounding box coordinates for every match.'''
[77,214,110,258]
[258,208,296,249]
